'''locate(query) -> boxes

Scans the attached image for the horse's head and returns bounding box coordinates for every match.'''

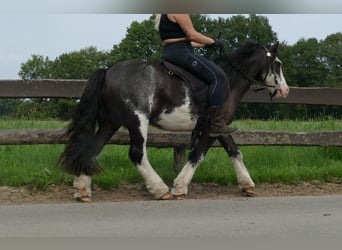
[259,42,289,98]
[216,41,289,99]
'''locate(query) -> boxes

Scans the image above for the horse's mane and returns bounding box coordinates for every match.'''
[214,41,263,70]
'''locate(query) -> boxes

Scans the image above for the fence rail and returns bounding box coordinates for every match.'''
[1,80,342,105]
[0,129,341,147]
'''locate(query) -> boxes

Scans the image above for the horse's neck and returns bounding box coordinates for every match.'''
[224,78,251,124]
[216,58,255,123]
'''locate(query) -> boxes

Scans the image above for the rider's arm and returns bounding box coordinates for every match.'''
[168,14,215,46]
[191,41,205,48]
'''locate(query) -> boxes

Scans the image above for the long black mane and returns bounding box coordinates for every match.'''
[214,41,265,88]
[215,41,264,65]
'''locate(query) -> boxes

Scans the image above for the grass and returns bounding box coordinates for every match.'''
[0,118,68,129]
[0,118,341,189]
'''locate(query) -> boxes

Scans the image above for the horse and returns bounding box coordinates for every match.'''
[58,41,289,202]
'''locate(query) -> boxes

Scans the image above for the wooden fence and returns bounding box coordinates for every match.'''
[1,80,341,105]
[1,80,341,170]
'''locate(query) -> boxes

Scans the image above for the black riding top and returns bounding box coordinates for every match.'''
[159,14,186,41]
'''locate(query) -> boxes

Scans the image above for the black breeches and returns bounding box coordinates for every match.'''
[162,41,227,106]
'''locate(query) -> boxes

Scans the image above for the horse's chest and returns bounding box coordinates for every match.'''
[155,103,197,131]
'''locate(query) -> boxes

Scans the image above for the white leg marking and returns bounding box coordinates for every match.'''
[172,155,204,195]
[135,112,169,198]
[73,174,92,198]
[137,155,169,198]
[230,151,255,189]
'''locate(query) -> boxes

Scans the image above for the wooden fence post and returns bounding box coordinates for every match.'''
[173,146,187,173]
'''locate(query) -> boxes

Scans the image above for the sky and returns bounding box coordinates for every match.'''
[0,14,341,79]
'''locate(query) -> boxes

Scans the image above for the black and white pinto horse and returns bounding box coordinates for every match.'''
[59,41,289,201]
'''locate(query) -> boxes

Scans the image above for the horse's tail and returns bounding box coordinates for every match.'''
[58,68,107,176]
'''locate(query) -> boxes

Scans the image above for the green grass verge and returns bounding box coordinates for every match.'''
[0,118,341,189]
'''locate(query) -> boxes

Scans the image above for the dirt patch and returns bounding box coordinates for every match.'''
[1,181,342,205]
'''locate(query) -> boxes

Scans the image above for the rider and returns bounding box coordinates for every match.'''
[155,14,237,136]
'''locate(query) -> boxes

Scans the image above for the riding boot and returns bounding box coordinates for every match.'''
[208,106,238,136]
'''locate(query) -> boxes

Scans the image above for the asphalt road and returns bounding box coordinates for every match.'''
[1,195,341,242]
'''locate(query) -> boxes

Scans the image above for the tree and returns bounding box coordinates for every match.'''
[50,46,110,79]
[109,15,162,64]
[18,55,52,80]
[290,38,328,87]
[206,14,277,51]
[320,32,342,87]
[279,33,342,88]
[18,46,111,119]
[20,46,110,80]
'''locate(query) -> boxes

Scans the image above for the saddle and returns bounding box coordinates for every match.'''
[161,60,209,111]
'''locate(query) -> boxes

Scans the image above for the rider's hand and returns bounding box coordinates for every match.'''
[205,39,224,50]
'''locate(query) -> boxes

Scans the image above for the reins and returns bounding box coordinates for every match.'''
[231,65,275,91]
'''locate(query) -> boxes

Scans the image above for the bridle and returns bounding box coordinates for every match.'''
[232,46,280,95]
[215,41,281,100]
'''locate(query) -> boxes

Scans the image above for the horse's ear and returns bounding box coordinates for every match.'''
[270,41,279,52]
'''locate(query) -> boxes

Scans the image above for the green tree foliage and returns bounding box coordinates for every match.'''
[18,55,52,80]
[16,98,75,120]
[0,99,21,117]
[279,32,342,88]
[320,32,342,87]
[51,46,110,79]
[214,14,277,49]
[17,46,111,120]
[274,33,342,119]
[109,15,162,63]
[282,38,327,87]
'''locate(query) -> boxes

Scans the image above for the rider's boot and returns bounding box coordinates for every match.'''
[208,106,238,137]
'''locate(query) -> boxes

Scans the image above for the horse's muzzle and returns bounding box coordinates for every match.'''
[275,83,290,98]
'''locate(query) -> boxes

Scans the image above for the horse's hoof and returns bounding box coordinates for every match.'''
[174,194,186,200]
[76,196,92,202]
[242,187,256,197]
[160,192,174,200]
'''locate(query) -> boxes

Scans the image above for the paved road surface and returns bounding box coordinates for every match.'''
[1,195,341,242]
